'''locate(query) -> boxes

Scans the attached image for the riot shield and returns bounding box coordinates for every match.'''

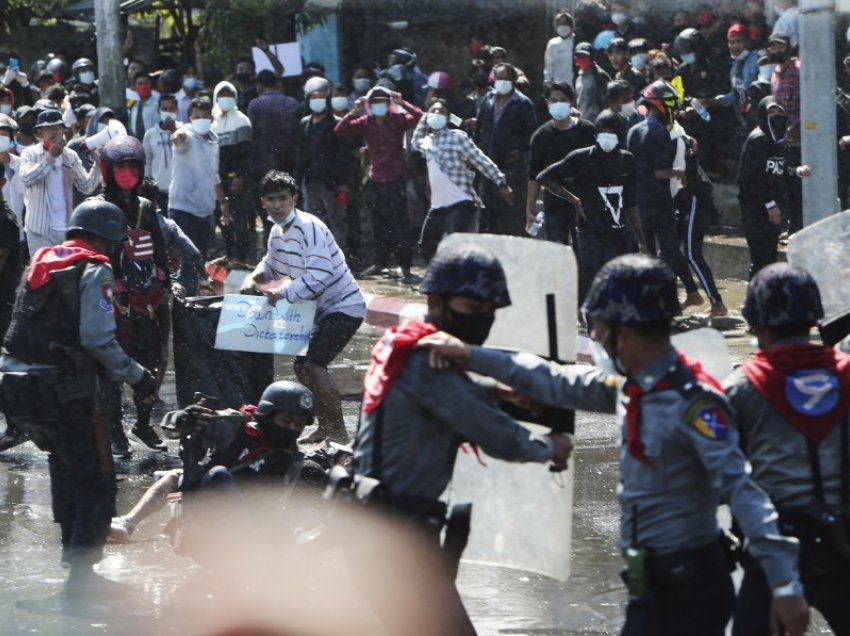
[671,327,733,381]
[787,210,850,319]
[437,234,577,581]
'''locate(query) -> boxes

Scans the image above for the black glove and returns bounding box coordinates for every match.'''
[131,369,157,398]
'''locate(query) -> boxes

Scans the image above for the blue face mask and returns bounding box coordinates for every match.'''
[183,77,201,91]
[370,102,388,117]
[548,102,571,121]
[274,209,297,227]
[681,52,697,66]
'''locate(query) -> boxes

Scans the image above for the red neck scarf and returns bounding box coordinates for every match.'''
[362,319,438,414]
[741,344,850,446]
[26,239,110,290]
[624,353,721,466]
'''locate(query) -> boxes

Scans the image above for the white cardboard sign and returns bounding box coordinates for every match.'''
[251,42,303,78]
[214,294,315,355]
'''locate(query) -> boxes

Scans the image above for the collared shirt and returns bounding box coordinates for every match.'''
[771,59,801,132]
[410,118,505,207]
[247,90,300,178]
[143,124,174,192]
[128,94,161,140]
[254,210,365,321]
[334,104,423,183]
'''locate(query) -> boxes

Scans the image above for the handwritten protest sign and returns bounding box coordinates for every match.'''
[214,294,316,356]
[251,42,303,78]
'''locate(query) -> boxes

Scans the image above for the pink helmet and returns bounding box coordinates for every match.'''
[427,71,451,90]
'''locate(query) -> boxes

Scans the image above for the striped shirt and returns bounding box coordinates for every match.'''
[256,210,366,321]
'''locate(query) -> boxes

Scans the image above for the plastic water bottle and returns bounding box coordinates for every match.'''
[527,211,545,237]
[691,98,711,122]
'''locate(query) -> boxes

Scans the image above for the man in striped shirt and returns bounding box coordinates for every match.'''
[241,171,365,444]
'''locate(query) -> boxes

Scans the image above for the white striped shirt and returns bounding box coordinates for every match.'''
[256,210,366,321]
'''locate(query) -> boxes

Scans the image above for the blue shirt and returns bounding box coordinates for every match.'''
[626,116,675,210]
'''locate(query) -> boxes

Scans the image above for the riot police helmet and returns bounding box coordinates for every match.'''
[66,199,128,242]
[72,57,95,75]
[673,27,707,57]
[102,135,145,167]
[255,381,315,426]
[582,254,681,323]
[742,262,824,327]
[420,243,511,308]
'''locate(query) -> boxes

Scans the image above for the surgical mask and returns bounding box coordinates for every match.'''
[273,208,297,228]
[611,12,627,26]
[548,102,571,120]
[767,113,787,143]
[0,136,12,153]
[630,53,647,70]
[79,71,95,84]
[621,100,636,117]
[217,96,236,112]
[159,111,177,123]
[331,96,349,111]
[309,98,327,114]
[183,77,201,91]
[113,166,140,191]
[597,132,619,152]
[191,118,212,135]
[0,104,11,115]
[590,340,618,376]
[556,25,572,38]
[494,79,513,95]
[443,305,496,346]
[97,122,107,132]
[758,63,776,82]
[426,112,447,129]
[681,52,697,66]
[370,102,388,117]
[353,77,371,93]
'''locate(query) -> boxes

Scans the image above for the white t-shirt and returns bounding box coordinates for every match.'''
[46,154,66,232]
[426,156,470,209]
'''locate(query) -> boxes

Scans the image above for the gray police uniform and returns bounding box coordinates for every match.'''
[724,336,850,635]
[465,345,800,635]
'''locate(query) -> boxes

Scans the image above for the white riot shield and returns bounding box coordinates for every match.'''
[437,234,577,581]
[671,328,733,381]
[787,210,850,318]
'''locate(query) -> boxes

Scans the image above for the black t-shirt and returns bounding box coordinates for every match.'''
[0,203,20,330]
[528,118,597,214]
[537,145,637,234]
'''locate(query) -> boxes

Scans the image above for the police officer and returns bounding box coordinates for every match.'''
[67,57,99,111]
[725,263,850,635]
[419,254,809,636]
[351,243,573,636]
[0,199,156,603]
[99,135,171,455]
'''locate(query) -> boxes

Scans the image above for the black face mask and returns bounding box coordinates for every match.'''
[236,72,254,84]
[440,302,496,346]
[261,422,300,449]
[767,113,787,142]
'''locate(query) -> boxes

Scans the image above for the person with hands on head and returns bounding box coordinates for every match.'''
[0,199,157,609]
[418,253,809,636]
[240,170,365,445]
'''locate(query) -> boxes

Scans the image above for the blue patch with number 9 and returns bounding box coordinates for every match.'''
[785,369,839,416]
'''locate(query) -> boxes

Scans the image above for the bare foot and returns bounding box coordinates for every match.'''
[709,302,728,317]
[682,292,705,309]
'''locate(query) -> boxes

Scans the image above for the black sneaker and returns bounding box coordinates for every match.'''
[128,426,167,452]
[0,430,27,452]
[111,438,132,459]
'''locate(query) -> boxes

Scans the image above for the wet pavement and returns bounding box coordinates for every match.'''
[0,277,834,634]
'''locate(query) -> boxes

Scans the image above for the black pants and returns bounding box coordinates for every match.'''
[544,199,578,247]
[677,195,722,304]
[113,306,164,433]
[622,540,734,636]
[577,229,632,304]
[741,202,781,280]
[419,200,477,263]
[640,203,698,294]
[363,178,412,270]
[479,163,526,236]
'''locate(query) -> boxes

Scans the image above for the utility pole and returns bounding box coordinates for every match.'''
[94,0,124,115]
[800,0,839,224]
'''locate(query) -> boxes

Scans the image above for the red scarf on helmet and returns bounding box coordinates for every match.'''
[26,239,110,290]
[741,344,850,445]
[362,319,439,414]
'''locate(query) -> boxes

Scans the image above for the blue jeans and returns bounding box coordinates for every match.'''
[170,209,214,262]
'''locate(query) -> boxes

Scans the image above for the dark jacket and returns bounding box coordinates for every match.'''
[474,89,538,167]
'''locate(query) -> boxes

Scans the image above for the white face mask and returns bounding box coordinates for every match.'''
[548,102,571,121]
[630,53,647,70]
[556,25,572,38]
[681,52,697,66]
[331,96,349,111]
[621,100,636,117]
[590,340,619,376]
[79,71,95,84]
[370,102,388,117]
[159,111,177,123]
[494,79,513,95]
[426,112,447,129]
[0,135,12,153]
[191,118,212,135]
[611,12,628,26]
[274,209,297,227]
[217,96,236,112]
[597,132,619,152]
[309,98,327,114]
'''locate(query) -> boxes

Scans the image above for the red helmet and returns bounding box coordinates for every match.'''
[639,80,680,125]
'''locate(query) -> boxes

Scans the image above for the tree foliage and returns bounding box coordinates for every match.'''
[0,0,69,34]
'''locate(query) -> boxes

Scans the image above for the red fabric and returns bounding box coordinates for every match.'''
[26,239,110,290]
[238,419,273,464]
[362,319,438,415]
[624,353,721,466]
[741,344,850,445]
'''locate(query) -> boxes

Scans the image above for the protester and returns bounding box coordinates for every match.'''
[543,10,575,85]
[142,94,178,212]
[248,69,299,181]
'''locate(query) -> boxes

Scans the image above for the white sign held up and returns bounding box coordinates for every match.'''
[214,294,315,356]
[251,42,303,78]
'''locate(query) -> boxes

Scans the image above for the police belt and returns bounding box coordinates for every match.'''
[645,538,727,584]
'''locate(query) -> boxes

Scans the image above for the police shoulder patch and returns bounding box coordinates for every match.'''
[684,394,729,441]
[99,277,114,313]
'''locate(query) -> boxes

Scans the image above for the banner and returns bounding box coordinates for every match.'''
[214,294,315,356]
